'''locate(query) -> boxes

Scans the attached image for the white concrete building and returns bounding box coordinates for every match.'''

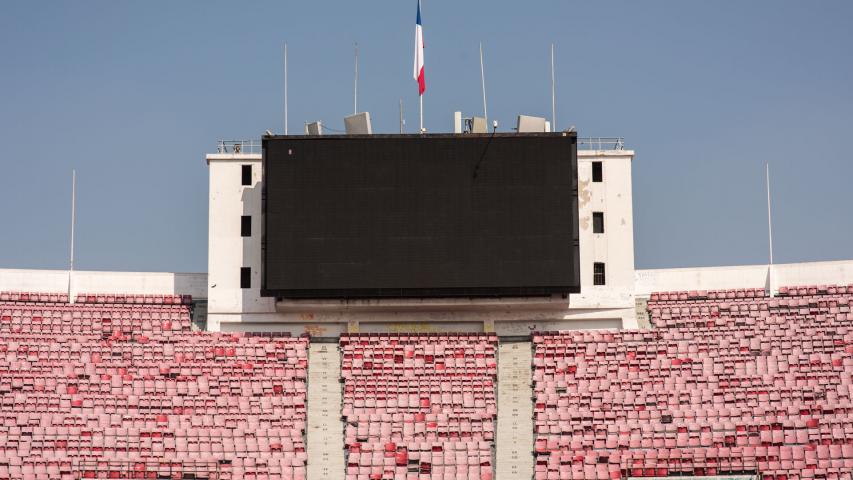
[205,138,638,335]
[3,146,853,337]
[5,134,849,337]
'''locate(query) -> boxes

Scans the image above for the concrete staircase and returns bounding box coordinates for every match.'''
[495,341,534,480]
[306,343,345,480]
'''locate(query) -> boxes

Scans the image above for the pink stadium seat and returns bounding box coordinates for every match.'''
[532,284,853,479]
[0,291,308,480]
[5,283,852,479]
[340,333,497,479]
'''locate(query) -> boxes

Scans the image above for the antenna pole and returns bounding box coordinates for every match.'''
[479,42,488,125]
[354,42,359,114]
[399,98,404,134]
[68,169,77,304]
[766,162,774,265]
[550,42,556,131]
[766,162,775,297]
[284,42,288,135]
[70,169,76,272]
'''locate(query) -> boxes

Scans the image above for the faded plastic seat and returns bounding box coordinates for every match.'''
[533,284,853,479]
[0,291,309,480]
[340,333,498,479]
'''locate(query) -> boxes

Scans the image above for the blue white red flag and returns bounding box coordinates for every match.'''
[413,0,425,95]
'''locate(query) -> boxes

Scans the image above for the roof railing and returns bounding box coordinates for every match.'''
[216,139,262,154]
[577,137,625,151]
[216,136,625,153]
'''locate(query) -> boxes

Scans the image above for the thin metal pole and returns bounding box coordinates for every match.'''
[70,170,76,272]
[479,42,488,125]
[766,162,774,265]
[354,42,359,115]
[419,95,423,132]
[550,42,556,131]
[284,42,288,135]
[69,169,76,304]
[399,98,404,134]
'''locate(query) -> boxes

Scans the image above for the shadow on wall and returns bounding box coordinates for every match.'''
[241,180,259,317]
[173,273,207,300]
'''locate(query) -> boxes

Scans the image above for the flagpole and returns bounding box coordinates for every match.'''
[480,42,488,125]
[284,42,288,135]
[766,161,774,297]
[70,169,76,273]
[399,98,404,134]
[550,42,556,131]
[68,169,76,304]
[419,95,423,133]
[766,162,774,266]
[354,42,359,115]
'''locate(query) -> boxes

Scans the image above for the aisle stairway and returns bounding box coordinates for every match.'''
[306,343,345,480]
[495,341,534,480]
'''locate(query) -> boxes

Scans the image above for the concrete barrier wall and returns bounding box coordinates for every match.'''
[0,268,208,299]
[635,259,853,297]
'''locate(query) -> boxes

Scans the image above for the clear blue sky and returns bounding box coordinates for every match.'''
[1,1,851,273]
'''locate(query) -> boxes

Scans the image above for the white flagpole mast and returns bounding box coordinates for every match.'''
[399,98,404,134]
[284,42,288,135]
[550,42,556,131]
[68,169,77,304]
[70,169,76,272]
[354,42,359,115]
[480,42,488,125]
[766,162,774,265]
[766,162,775,297]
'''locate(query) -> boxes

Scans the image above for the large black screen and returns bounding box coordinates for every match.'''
[262,133,579,299]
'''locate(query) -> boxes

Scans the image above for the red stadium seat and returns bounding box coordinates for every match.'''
[533,284,853,479]
[340,333,498,479]
[0,291,308,479]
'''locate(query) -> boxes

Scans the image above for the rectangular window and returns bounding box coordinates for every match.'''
[592,161,603,182]
[242,165,252,186]
[241,215,251,237]
[593,262,606,286]
[240,267,251,289]
[593,212,604,234]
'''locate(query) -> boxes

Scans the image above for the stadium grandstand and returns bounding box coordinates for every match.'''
[1,131,853,480]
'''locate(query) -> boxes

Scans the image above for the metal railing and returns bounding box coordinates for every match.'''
[216,139,262,154]
[216,136,625,153]
[578,137,625,151]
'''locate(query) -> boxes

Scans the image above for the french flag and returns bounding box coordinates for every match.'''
[413,0,425,95]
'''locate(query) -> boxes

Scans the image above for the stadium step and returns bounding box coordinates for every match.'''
[306,342,345,480]
[495,341,534,480]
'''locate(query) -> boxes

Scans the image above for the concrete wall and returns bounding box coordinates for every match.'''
[0,268,207,299]
[635,259,853,297]
[572,150,636,313]
[206,153,276,331]
[213,313,625,337]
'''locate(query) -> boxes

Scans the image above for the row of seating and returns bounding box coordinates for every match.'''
[74,293,192,305]
[0,293,308,480]
[0,293,69,304]
[340,333,497,480]
[649,287,853,329]
[649,284,853,303]
[533,283,853,479]
[0,291,191,305]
